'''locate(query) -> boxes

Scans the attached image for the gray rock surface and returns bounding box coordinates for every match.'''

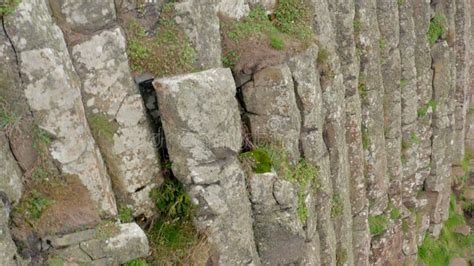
[0,200,21,266]
[4,0,117,216]
[71,27,161,217]
[154,68,260,265]
[0,133,23,205]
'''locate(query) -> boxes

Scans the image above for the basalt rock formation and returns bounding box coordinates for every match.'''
[0,0,473,265]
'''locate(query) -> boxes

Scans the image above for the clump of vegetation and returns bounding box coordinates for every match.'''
[95,221,120,240]
[390,206,401,220]
[88,114,118,142]
[418,196,474,265]
[220,1,314,73]
[417,100,437,117]
[361,125,370,150]
[0,0,20,16]
[126,258,149,266]
[32,125,52,153]
[124,3,196,77]
[336,248,348,266]
[397,0,406,6]
[47,256,64,266]
[147,178,206,264]
[119,205,134,223]
[410,132,420,145]
[15,190,53,220]
[400,79,408,89]
[427,14,446,46]
[240,145,318,223]
[0,96,16,129]
[379,38,386,51]
[331,195,344,218]
[368,214,389,236]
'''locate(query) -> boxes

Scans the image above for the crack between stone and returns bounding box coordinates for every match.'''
[291,75,306,159]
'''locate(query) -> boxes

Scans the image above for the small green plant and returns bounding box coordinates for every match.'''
[0,109,16,129]
[353,20,362,36]
[273,0,313,41]
[358,82,367,99]
[119,205,134,223]
[400,79,408,89]
[222,50,239,68]
[368,215,388,236]
[126,258,149,266]
[26,190,52,220]
[379,38,386,51]
[270,35,285,50]
[390,207,401,220]
[125,5,196,77]
[317,48,330,65]
[361,125,370,150]
[32,167,50,180]
[427,14,446,46]
[417,100,437,117]
[331,195,344,218]
[95,221,120,240]
[0,0,20,16]
[410,132,420,145]
[88,114,118,142]
[151,178,192,219]
[397,0,406,6]
[402,219,409,233]
[239,148,273,174]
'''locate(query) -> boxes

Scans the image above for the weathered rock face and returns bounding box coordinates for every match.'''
[48,223,149,264]
[153,69,260,265]
[4,0,117,216]
[0,0,472,264]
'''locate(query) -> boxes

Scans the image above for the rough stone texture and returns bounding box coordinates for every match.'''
[0,133,23,205]
[4,0,117,216]
[71,27,161,217]
[355,0,389,218]
[399,0,419,209]
[0,200,22,265]
[54,223,148,264]
[242,65,301,163]
[217,0,249,19]
[453,0,472,163]
[49,0,116,32]
[249,172,316,265]
[154,68,260,265]
[311,1,354,264]
[377,0,402,207]
[328,1,371,264]
[174,0,222,69]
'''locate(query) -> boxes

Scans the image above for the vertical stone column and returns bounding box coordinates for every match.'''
[312,0,354,264]
[154,69,260,265]
[49,0,162,217]
[4,0,116,216]
[377,0,402,207]
[453,0,472,162]
[329,0,370,264]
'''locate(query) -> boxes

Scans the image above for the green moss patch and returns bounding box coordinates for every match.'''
[124,4,196,77]
[220,1,314,73]
[369,214,389,236]
[0,0,20,16]
[418,196,474,265]
[427,14,446,46]
[88,114,118,143]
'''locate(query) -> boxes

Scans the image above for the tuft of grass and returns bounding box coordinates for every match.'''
[379,38,386,51]
[0,0,20,16]
[390,207,401,220]
[222,50,239,68]
[361,125,370,150]
[358,82,367,99]
[368,215,389,236]
[32,167,50,180]
[88,114,118,142]
[418,196,474,265]
[126,258,149,266]
[47,256,64,266]
[400,79,408,89]
[125,4,196,77]
[16,190,53,220]
[239,148,273,174]
[353,20,362,36]
[151,178,192,219]
[95,221,120,240]
[273,0,314,42]
[0,109,16,129]
[317,48,330,65]
[417,100,437,117]
[119,205,134,223]
[410,132,420,145]
[331,194,344,218]
[270,35,285,50]
[397,0,406,6]
[427,14,446,46]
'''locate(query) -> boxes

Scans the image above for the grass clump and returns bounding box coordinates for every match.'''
[331,195,344,218]
[0,0,20,16]
[16,190,53,220]
[418,196,474,265]
[124,4,196,77]
[126,258,148,266]
[368,214,389,236]
[119,205,134,223]
[427,14,446,46]
[148,178,207,264]
[390,207,401,220]
[417,100,437,117]
[239,148,273,174]
[88,114,118,142]
[220,1,314,73]
[0,97,16,129]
